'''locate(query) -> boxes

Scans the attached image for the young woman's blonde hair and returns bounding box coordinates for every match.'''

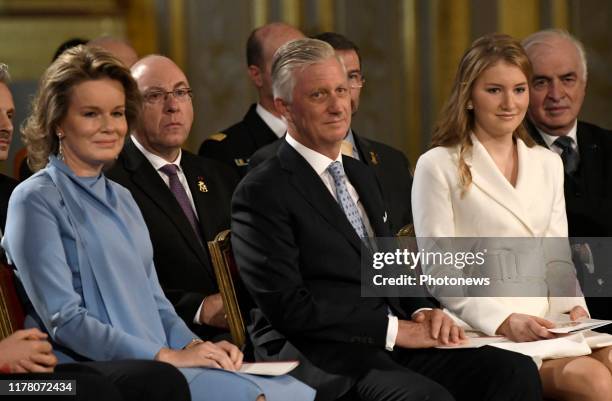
[431,33,535,191]
[22,45,141,172]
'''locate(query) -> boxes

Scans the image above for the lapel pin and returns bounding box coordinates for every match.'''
[234,158,249,167]
[369,151,379,165]
[197,176,208,192]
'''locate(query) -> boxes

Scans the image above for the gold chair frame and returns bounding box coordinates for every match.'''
[207,229,246,348]
[0,263,24,340]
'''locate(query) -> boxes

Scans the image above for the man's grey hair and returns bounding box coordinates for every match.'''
[522,29,588,81]
[272,38,339,102]
[0,63,11,85]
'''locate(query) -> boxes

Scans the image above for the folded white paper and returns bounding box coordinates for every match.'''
[548,318,612,334]
[239,361,299,376]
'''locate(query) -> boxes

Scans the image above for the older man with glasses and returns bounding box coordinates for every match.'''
[107,55,240,341]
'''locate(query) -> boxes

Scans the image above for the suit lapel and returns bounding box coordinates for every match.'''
[181,155,224,242]
[526,119,547,147]
[467,135,535,234]
[354,131,375,167]
[278,142,364,253]
[343,155,388,237]
[121,139,212,267]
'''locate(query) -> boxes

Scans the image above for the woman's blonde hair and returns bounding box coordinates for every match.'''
[22,45,141,172]
[431,33,535,191]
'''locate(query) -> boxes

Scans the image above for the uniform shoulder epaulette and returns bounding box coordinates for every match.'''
[205,132,227,142]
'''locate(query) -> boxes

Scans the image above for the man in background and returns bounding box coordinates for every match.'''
[0,64,18,231]
[107,55,239,339]
[89,36,139,67]
[198,22,304,176]
[523,29,612,326]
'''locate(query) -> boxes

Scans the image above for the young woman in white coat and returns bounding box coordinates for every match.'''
[412,33,612,401]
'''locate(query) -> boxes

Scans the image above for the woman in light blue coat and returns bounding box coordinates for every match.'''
[2,45,314,401]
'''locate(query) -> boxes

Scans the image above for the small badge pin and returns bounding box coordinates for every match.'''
[234,158,249,167]
[369,151,379,165]
[383,212,388,223]
[197,176,208,192]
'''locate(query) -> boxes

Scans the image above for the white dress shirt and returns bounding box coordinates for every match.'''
[256,103,287,139]
[536,120,579,156]
[284,133,399,350]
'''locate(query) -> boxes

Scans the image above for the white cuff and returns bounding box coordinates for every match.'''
[193,299,205,324]
[385,314,399,351]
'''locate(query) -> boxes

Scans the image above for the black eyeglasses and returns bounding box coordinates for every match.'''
[143,87,193,104]
[348,72,365,88]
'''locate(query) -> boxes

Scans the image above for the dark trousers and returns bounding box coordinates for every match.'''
[342,346,541,401]
[2,360,190,401]
[262,335,542,401]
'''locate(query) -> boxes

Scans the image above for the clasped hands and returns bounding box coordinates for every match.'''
[0,328,57,373]
[396,309,467,348]
[156,340,243,371]
[496,305,589,342]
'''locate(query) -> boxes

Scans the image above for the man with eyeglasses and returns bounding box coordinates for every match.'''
[250,32,415,234]
[107,55,239,340]
[198,22,304,177]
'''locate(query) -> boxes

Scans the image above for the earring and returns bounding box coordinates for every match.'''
[466,102,474,110]
[57,132,64,161]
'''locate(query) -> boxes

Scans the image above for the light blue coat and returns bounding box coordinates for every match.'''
[2,157,314,401]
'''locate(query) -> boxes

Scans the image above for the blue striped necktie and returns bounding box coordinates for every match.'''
[327,161,368,238]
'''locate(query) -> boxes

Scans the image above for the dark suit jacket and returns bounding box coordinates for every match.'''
[199,103,278,177]
[527,120,612,236]
[527,119,612,325]
[232,141,433,399]
[0,173,18,231]
[107,138,239,339]
[249,132,414,234]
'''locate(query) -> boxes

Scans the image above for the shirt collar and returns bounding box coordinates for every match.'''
[536,120,578,149]
[285,132,343,176]
[131,134,183,171]
[256,103,287,138]
[344,129,360,160]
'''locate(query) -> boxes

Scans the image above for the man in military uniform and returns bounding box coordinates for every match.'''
[198,22,304,176]
[250,32,415,234]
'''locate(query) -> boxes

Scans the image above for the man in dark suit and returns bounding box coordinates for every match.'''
[523,30,612,326]
[232,38,542,401]
[198,22,304,177]
[107,55,239,340]
[0,66,17,231]
[250,32,414,234]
